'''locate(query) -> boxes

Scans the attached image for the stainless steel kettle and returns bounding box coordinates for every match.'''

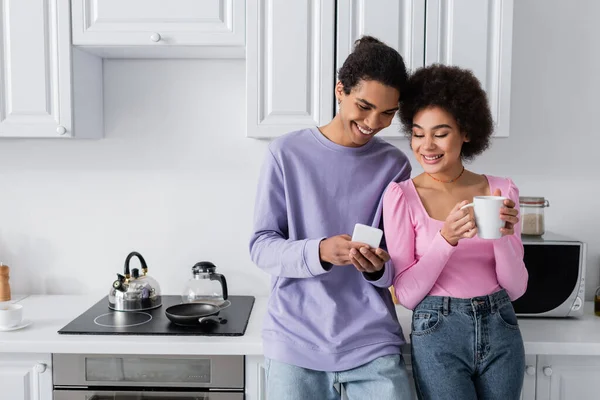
[108,251,162,311]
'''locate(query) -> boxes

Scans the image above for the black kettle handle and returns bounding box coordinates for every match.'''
[124,251,148,277]
[210,273,228,300]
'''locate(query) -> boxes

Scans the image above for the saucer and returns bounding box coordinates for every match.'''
[0,319,32,332]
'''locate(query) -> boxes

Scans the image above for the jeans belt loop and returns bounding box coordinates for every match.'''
[443,297,449,316]
[489,293,497,313]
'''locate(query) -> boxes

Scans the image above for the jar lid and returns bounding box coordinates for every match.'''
[520,196,549,207]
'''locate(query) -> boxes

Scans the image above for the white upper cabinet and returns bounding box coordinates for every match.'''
[425,0,514,137]
[336,0,426,138]
[0,0,102,138]
[71,0,245,58]
[247,0,514,139]
[246,0,335,138]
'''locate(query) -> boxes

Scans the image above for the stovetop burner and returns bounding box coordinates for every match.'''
[58,295,255,336]
[94,311,153,328]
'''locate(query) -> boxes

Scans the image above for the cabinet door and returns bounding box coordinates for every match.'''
[536,355,600,400]
[246,0,335,138]
[521,354,536,400]
[425,0,514,137]
[71,0,245,47]
[245,355,267,400]
[336,0,426,138]
[0,0,73,138]
[0,354,52,400]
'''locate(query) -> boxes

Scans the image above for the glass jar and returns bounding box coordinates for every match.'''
[519,196,549,236]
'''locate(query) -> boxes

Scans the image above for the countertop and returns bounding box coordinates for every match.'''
[1,295,599,356]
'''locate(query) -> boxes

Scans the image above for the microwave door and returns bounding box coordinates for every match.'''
[513,243,581,315]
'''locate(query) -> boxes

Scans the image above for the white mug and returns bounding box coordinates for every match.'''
[460,196,506,240]
[0,303,23,328]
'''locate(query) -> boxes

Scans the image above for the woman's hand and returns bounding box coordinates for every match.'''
[440,200,477,246]
[493,189,519,236]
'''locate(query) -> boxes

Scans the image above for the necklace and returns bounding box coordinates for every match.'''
[427,166,465,183]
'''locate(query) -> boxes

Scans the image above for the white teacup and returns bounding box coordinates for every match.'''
[0,303,23,328]
[461,196,506,240]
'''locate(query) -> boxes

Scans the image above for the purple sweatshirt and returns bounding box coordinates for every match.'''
[249,127,412,371]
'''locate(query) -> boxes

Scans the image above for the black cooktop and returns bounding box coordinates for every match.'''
[58,295,255,336]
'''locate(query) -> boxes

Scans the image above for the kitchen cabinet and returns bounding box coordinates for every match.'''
[246,0,335,138]
[0,0,103,138]
[522,354,537,400]
[425,0,514,137]
[247,0,514,138]
[71,0,245,58]
[245,355,267,400]
[536,355,600,400]
[0,353,51,400]
[335,0,425,138]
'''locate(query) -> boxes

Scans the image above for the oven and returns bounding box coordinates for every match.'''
[53,354,244,400]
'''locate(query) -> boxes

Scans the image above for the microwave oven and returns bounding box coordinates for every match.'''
[512,232,586,317]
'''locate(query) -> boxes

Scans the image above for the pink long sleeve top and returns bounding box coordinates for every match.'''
[382,175,528,310]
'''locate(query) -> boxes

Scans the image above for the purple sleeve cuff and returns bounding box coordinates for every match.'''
[363,263,393,288]
[304,238,332,277]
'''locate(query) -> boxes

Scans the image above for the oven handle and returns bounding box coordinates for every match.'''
[80,394,243,400]
[89,397,191,400]
[54,390,243,400]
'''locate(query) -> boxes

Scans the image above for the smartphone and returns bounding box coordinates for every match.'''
[351,223,383,249]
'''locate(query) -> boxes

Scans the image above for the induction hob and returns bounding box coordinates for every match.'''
[58,295,255,336]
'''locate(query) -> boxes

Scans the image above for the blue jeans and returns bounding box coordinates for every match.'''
[410,290,525,400]
[265,354,413,400]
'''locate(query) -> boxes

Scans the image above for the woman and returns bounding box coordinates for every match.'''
[250,36,414,399]
[383,64,528,400]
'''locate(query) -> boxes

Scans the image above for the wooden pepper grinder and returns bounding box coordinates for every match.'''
[0,263,11,302]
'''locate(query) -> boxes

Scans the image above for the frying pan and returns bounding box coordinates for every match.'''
[165,301,230,326]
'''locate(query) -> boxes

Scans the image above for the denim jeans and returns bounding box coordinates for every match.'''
[410,290,525,400]
[265,354,413,400]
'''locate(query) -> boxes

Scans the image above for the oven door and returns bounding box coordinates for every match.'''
[53,354,244,389]
[53,390,243,400]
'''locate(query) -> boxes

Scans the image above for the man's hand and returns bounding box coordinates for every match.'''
[319,234,363,265]
[349,246,390,273]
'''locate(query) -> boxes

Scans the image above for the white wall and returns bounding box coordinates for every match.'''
[0,0,598,300]
[0,59,272,298]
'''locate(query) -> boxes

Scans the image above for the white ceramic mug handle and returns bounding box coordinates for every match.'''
[460,203,474,210]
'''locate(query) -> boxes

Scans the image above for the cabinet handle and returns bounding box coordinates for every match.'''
[525,365,535,376]
[56,125,67,135]
[150,33,162,42]
[543,366,553,377]
[34,363,47,374]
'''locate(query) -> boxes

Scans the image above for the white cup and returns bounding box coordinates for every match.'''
[0,303,23,328]
[460,196,506,240]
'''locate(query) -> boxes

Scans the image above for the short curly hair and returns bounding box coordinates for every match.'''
[338,36,408,95]
[398,64,493,161]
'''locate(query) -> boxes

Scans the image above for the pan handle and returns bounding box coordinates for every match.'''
[210,273,228,300]
[198,316,220,324]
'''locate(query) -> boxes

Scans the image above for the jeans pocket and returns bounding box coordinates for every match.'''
[495,302,519,330]
[411,310,441,336]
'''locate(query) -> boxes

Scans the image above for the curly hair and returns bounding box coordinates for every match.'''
[338,36,408,95]
[398,64,493,161]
